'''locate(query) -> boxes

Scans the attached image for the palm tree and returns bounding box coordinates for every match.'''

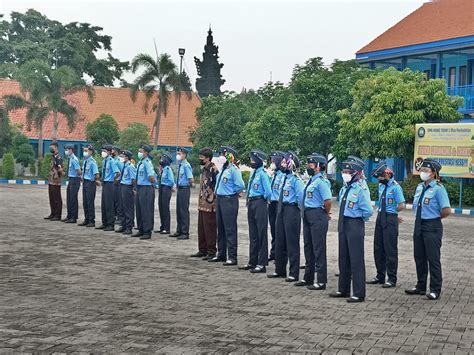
[130,53,192,149]
[14,60,95,143]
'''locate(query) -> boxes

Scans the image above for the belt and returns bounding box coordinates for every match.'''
[178,186,190,189]
[217,194,237,198]
[378,211,398,216]
[103,181,113,184]
[282,202,298,206]
[68,176,81,180]
[248,196,265,201]
[304,207,324,211]
[421,217,441,222]
[343,216,363,220]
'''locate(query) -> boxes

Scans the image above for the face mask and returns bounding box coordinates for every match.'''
[420,172,432,181]
[50,148,55,154]
[270,162,277,171]
[119,157,125,163]
[342,173,353,183]
[250,161,257,169]
[83,151,89,158]
[306,168,315,176]
[101,151,108,158]
[199,159,206,166]
[379,178,389,185]
[176,154,182,161]
[65,150,70,156]
[138,152,144,160]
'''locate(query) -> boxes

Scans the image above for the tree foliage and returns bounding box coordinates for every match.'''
[118,122,151,155]
[85,113,119,149]
[0,9,129,86]
[2,152,15,179]
[0,107,12,157]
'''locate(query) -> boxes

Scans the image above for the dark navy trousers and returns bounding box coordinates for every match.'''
[120,184,135,231]
[101,181,115,227]
[176,187,191,235]
[158,185,172,232]
[82,180,96,224]
[66,177,80,220]
[303,208,328,284]
[247,198,269,267]
[216,195,239,262]
[136,185,155,235]
[268,201,278,259]
[274,204,301,279]
[373,213,399,283]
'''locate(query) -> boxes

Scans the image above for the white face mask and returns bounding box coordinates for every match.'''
[119,157,125,163]
[65,150,70,156]
[342,173,353,183]
[83,151,89,158]
[101,151,108,158]
[270,162,276,171]
[420,171,432,181]
[176,154,182,161]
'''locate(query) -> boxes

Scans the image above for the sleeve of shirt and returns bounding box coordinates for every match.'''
[233,168,245,193]
[72,158,80,171]
[318,180,332,201]
[168,167,175,185]
[92,161,99,175]
[130,165,137,181]
[295,178,305,204]
[185,163,193,180]
[145,161,154,178]
[395,185,406,204]
[437,186,451,209]
[358,187,373,220]
[412,185,422,215]
[112,159,120,173]
[262,172,272,200]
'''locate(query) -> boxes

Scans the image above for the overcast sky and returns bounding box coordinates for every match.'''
[1,0,426,91]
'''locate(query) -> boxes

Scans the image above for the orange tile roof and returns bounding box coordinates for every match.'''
[0,79,201,147]
[357,0,474,54]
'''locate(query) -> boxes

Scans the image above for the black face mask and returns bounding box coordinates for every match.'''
[379,178,389,185]
[306,168,315,176]
[199,159,206,166]
[50,148,55,154]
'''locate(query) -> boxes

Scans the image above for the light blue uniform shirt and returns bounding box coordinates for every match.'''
[247,167,272,199]
[281,173,304,205]
[339,180,373,220]
[114,156,124,175]
[68,154,80,178]
[270,170,285,202]
[177,160,193,187]
[102,155,119,182]
[82,157,99,181]
[120,162,137,186]
[304,173,332,209]
[377,178,405,214]
[216,164,245,196]
[413,180,450,219]
[160,165,175,187]
[136,157,155,186]
[360,178,371,201]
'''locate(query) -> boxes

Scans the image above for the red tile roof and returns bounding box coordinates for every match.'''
[357,0,474,54]
[0,79,201,147]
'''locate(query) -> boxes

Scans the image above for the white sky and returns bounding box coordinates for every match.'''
[1,0,426,91]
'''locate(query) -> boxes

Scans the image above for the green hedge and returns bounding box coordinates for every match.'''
[2,153,15,179]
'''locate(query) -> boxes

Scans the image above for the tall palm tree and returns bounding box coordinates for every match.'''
[130,53,192,149]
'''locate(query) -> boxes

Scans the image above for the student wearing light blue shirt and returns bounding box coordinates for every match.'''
[118,150,136,235]
[64,144,81,223]
[405,158,451,301]
[239,150,272,273]
[367,162,405,289]
[296,153,332,291]
[330,160,373,303]
[78,144,99,227]
[157,153,174,235]
[209,146,245,265]
[97,144,120,231]
[112,146,124,226]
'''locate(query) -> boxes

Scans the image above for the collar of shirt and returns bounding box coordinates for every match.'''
[387,177,395,186]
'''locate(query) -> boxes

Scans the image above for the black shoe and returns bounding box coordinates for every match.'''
[86,223,95,228]
[382,281,396,288]
[285,277,297,282]
[250,266,266,273]
[268,256,275,262]
[177,234,189,240]
[131,232,143,238]
[208,256,226,263]
[190,252,207,258]
[103,226,115,231]
[115,227,125,233]
[238,264,255,270]
[335,273,340,277]
[347,296,365,303]
[61,218,70,222]
[329,291,350,298]
[170,232,181,238]
[202,254,215,261]
[78,221,88,226]
[299,265,305,269]
[426,292,440,300]
[50,217,61,221]
[44,215,53,220]
[95,225,106,230]
[294,280,311,287]
[160,230,170,235]
[366,277,384,285]
[139,234,151,240]
[114,220,122,225]
[307,283,326,290]
[405,287,426,295]
[65,219,77,224]
[267,273,286,279]
[222,260,237,266]
[122,230,132,235]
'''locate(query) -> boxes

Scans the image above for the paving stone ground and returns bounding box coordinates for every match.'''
[0,184,473,353]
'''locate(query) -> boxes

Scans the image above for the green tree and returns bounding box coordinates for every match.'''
[39,154,52,179]
[11,131,34,174]
[334,68,463,173]
[129,53,192,149]
[86,113,119,149]
[2,152,15,179]
[0,107,12,157]
[0,9,129,86]
[118,122,150,155]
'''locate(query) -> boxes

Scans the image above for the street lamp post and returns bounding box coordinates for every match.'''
[176,48,185,156]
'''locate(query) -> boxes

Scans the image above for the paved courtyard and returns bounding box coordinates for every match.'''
[0,184,473,353]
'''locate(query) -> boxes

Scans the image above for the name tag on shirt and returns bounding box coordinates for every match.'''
[223,177,228,183]
[423,198,430,205]
[283,190,289,196]
[388,198,394,204]
[307,192,313,199]
[348,201,354,209]
[274,184,279,189]
[253,183,259,190]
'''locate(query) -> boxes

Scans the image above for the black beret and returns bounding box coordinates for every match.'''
[177,147,189,154]
[199,147,213,159]
[371,161,387,178]
[64,144,75,150]
[84,144,95,153]
[112,146,120,152]
[219,145,238,158]
[285,151,300,169]
[160,153,172,163]
[121,150,133,159]
[347,155,366,168]
[50,141,59,147]
[421,158,442,172]
[102,144,114,151]
[270,151,285,159]
[342,160,364,172]
[307,153,327,165]
[140,144,153,153]
[250,149,267,162]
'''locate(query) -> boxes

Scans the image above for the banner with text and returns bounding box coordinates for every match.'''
[413,123,474,178]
